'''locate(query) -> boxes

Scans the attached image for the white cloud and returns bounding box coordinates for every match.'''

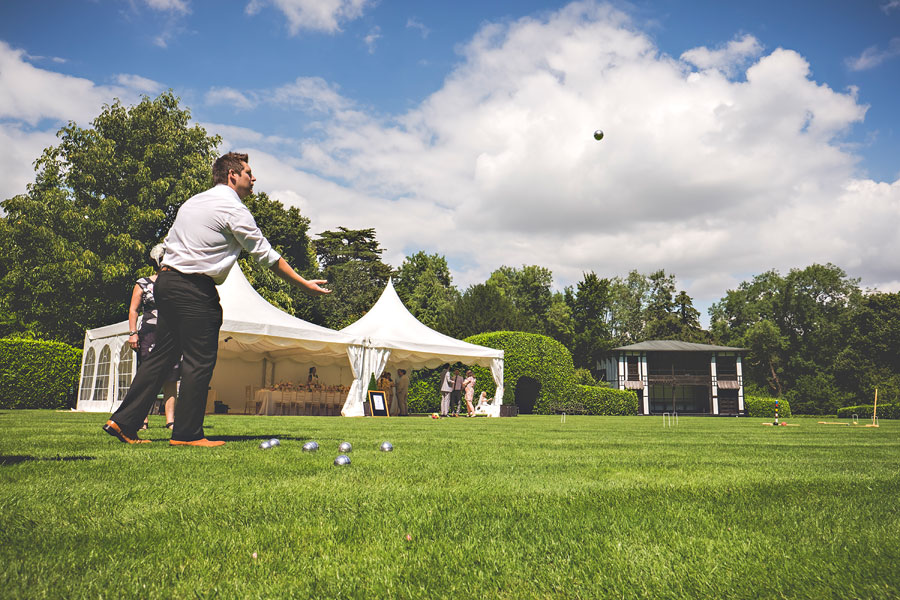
[0,42,158,202]
[201,121,296,148]
[205,87,257,110]
[846,37,900,71]
[136,0,191,47]
[227,1,896,305]
[153,33,172,49]
[205,77,352,116]
[681,34,763,76]
[364,26,381,54]
[270,77,350,113]
[0,124,58,203]
[407,18,430,39]
[116,73,164,94]
[0,41,139,125]
[882,1,900,13]
[143,0,190,14]
[245,0,372,34]
[24,52,67,64]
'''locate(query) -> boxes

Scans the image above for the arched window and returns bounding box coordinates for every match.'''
[79,347,96,403]
[117,342,134,402]
[92,345,111,405]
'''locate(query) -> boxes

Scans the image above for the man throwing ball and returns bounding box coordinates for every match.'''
[104,152,330,447]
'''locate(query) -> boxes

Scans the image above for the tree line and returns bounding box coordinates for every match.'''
[1,94,897,414]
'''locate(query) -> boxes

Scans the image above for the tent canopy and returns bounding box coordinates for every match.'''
[215,265,360,362]
[338,280,504,417]
[339,279,502,370]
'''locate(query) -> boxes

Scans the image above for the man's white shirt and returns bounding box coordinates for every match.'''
[162,184,281,284]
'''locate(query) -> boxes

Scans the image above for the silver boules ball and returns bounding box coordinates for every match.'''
[334,454,351,466]
[338,441,352,453]
[593,129,604,141]
[259,440,272,450]
[379,441,393,452]
[302,441,319,452]
[269,438,280,447]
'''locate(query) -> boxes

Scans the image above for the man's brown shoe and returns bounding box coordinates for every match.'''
[103,420,151,444]
[169,438,226,447]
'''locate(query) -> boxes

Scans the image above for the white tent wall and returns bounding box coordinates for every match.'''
[207,356,260,413]
[76,325,134,413]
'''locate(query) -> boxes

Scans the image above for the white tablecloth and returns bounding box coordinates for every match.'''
[254,389,347,416]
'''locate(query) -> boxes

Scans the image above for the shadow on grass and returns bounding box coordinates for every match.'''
[208,435,311,442]
[0,455,96,466]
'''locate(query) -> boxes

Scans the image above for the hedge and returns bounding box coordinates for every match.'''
[407,364,496,414]
[407,376,442,414]
[745,395,792,418]
[0,338,82,409]
[550,384,638,416]
[404,331,577,414]
[464,331,575,415]
[837,404,899,420]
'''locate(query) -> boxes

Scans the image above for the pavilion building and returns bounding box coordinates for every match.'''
[599,341,746,416]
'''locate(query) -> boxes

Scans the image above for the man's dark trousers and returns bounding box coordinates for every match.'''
[111,270,222,441]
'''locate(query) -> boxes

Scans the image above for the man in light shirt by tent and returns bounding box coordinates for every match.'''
[104,152,331,447]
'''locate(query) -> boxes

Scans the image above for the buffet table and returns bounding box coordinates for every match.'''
[254,389,348,416]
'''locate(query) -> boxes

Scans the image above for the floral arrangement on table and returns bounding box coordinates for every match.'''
[269,382,349,392]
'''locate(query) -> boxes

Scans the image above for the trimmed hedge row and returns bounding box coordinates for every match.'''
[550,385,638,416]
[464,331,575,415]
[405,332,634,416]
[745,395,792,418]
[837,404,899,420]
[0,338,82,409]
[407,375,442,414]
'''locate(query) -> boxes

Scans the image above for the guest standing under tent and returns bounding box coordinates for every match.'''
[439,367,453,418]
[128,244,180,431]
[395,369,409,416]
[463,370,476,417]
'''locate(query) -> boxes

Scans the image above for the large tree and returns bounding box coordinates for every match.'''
[441,283,527,339]
[485,264,557,335]
[0,92,219,345]
[608,270,651,344]
[314,227,392,329]
[236,191,323,323]
[709,263,861,413]
[644,270,680,339]
[565,271,613,370]
[834,292,900,406]
[393,251,458,331]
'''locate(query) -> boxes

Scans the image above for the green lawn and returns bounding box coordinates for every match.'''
[1,410,898,599]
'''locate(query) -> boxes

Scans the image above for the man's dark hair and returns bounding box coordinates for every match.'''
[212,152,249,184]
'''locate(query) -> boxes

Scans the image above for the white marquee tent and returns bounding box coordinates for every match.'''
[76,269,504,417]
[76,266,363,414]
[339,280,505,417]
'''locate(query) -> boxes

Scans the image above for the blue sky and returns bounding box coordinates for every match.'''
[2,0,899,319]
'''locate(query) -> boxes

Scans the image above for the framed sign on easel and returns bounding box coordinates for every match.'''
[366,390,390,417]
